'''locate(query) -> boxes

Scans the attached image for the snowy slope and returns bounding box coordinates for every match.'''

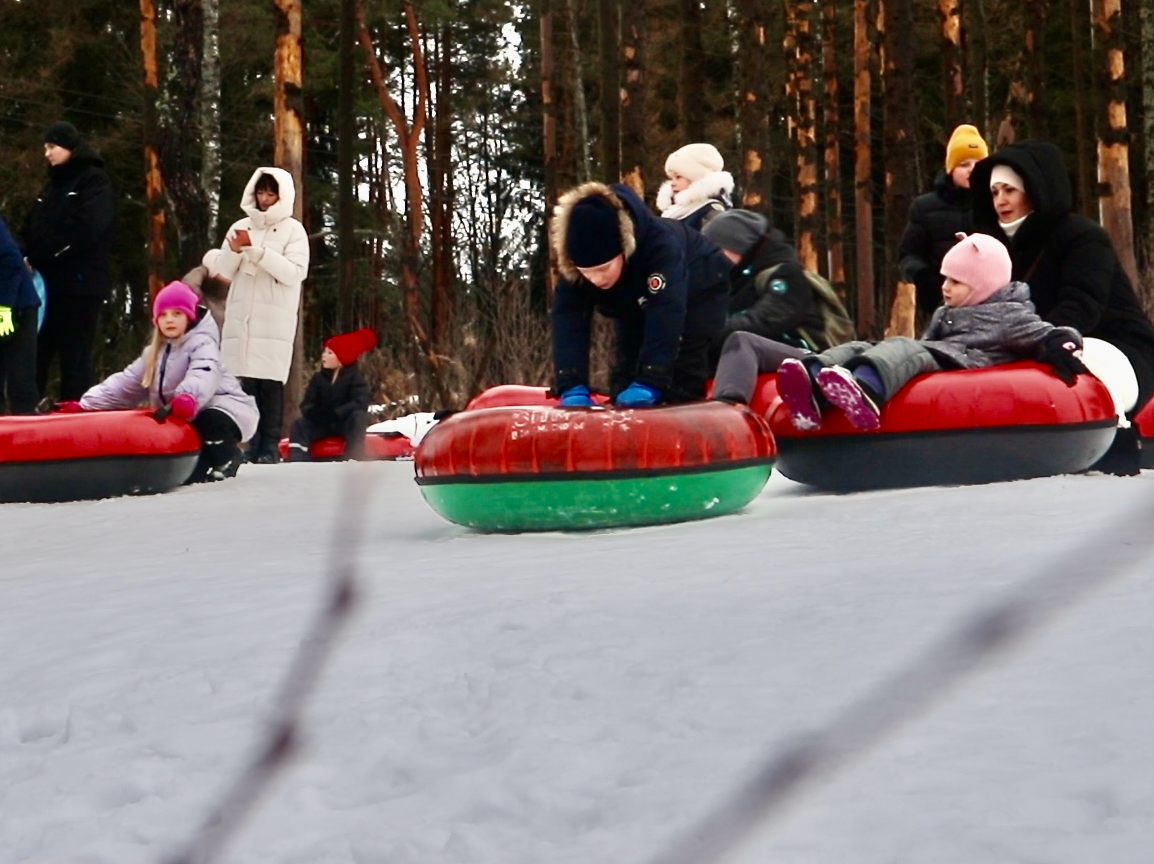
[2,462,1153,864]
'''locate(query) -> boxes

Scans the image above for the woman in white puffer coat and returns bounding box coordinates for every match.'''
[213,166,310,463]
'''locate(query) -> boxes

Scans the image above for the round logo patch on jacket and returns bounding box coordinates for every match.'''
[770,278,788,294]
[647,273,666,294]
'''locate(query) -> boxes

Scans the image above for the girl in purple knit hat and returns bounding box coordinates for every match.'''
[71,280,258,483]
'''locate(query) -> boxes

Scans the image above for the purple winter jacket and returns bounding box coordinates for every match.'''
[81,309,259,441]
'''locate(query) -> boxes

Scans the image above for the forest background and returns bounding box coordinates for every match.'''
[1,0,1152,415]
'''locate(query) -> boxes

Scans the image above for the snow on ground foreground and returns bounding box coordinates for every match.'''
[2,462,1154,864]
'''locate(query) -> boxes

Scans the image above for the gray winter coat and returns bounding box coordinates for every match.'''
[80,311,259,441]
[815,282,1080,401]
[919,281,1080,368]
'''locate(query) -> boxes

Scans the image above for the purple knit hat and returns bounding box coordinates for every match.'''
[939,233,1012,307]
[152,280,200,322]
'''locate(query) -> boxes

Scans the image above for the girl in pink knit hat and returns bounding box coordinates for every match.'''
[70,280,259,482]
[761,233,1088,431]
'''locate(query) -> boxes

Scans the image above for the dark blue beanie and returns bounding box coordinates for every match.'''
[44,121,82,151]
[566,197,624,267]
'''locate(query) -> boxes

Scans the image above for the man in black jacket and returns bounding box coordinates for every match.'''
[22,121,116,401]
[550,181,731,407]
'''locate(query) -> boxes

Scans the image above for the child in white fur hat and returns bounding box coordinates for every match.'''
[771,233,1087,431]
[656,142,734,231]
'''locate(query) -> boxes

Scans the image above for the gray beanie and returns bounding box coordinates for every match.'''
[702,209,768,257]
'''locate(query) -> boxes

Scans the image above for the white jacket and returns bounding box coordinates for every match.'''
[214,166,310,382]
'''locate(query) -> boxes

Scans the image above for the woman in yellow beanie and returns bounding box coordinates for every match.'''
[897,123,989,318]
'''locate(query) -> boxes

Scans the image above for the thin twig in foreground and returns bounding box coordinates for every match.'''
[645,489,1154,864]
[165,464,375,864]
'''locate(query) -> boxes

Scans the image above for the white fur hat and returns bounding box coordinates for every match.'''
[665,143,725,182]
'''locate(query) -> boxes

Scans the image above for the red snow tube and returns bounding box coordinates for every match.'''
[1132,398,1154,469]
[0,409,201,503]
[767,361,1118,490]
[416,399,776,530]
[465,384,612,410]
[277,433,414,461]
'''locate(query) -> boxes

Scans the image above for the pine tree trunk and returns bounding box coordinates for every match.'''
[139,0,166,302]
[939,0,963,129]
[882,0,915,328]
[734,0,772,211]
[598,0,620,179]
[967,0,990,141]
[996,5,1028,148]
[338,0,356,331]
[619,7,646,197]
[166,0,209,273]
[430,24,454,352]
[853,0,874,336]
[785,0,819,271]
[565,0,592,182]
[1092,0,1139,285]
[1024,0,1048,139]
[275,0,307,430]
[1131,0,1152,276]
[1070,0,1096,214]
[680,0,704,139]
[821,0,844,287]
[200,0,222,242]
[540,3,559,286]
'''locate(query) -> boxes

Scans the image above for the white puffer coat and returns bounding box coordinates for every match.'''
[214,167,310,383]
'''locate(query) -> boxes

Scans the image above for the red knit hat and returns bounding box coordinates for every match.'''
[325,328,377,365]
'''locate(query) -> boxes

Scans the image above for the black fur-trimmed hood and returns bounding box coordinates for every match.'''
[550,182,639,282]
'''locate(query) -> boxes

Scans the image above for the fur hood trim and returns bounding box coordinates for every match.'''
[656,171,735,219]
[551,182,638,282]
[240,166,297,228]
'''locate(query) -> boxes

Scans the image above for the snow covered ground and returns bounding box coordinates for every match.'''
[2,461,1153,864]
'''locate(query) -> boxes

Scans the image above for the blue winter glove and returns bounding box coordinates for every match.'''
[0,306,13,337]
[614,381,661,408]
[558,385,595,407]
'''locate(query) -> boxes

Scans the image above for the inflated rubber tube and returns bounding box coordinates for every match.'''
[416,400,776,531]
[769,361,1118,490]
[464,383,612,410]
[277,433,413,461]
[0,409,201,503]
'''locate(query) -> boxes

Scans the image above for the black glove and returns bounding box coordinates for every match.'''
[1040,333,1088,387]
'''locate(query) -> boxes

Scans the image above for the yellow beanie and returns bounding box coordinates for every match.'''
[945,124,989,173]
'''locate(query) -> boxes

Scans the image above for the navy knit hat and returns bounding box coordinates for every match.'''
[566,197,624,267]
[44,121,82,151]
[702,209,768,257]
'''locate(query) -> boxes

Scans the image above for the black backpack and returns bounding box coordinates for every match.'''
[756,263,857,351]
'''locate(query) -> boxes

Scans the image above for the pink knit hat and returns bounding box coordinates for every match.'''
[152,280,200,322]
[939,233,1012,307]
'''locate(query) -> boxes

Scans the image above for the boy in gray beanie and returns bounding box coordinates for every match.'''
[702,209,827,351]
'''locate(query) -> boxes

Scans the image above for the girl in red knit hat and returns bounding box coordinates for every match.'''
[287,328,376,461]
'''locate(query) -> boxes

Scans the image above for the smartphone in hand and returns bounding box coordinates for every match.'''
[233,228,252,247]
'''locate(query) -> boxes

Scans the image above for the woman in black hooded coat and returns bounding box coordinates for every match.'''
[970,139,1154,416]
